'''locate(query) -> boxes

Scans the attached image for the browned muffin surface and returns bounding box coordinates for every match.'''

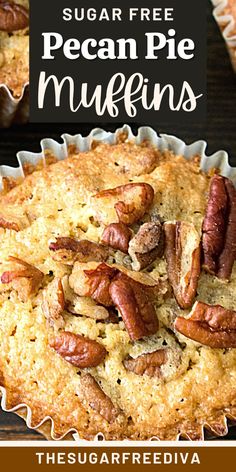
[0,138,236,440]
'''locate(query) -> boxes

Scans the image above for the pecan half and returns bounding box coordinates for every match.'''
[49,238,109,265]
[175,301,236,348]
[101,223,132,253]
[128,221,164,271]
[109,273,158,341]
[188,301,236,330]
[78,373,121,423]
[42,278,65,329]
[70,263,118,306]
[124,350,166,377]
[217,178,236,279]
[0,206,29,232]
[1,257,44,302]
[0,1,29,32]
[93,183,154,225]
[164,221,201,309]
[50,331,107,368]
[202,175,236,280]
[202,175,228,274]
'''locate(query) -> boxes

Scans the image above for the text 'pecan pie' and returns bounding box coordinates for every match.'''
[0,135,236,440]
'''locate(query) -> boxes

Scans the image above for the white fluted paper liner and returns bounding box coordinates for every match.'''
[0,125,236,441]
[211,0,236,72]
[0,83,29,128]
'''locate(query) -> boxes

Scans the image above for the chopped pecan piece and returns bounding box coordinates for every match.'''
[67,298,110,320]
[62,275,110,321]
[101,223,132,254]
[68,299,110,321]
[78,374,121,423]
[42,278,65,329]
[128,221,164,271]
[0,216,20,232]
[164,221,201,309]
[93,183,154,225]
[1,257,44,302]
[202,175,236,280]
[124,350,166,377]
[49,237,109,265]
[70,263,118,306]
[0,1,29,32]
[0,205,29,232]
[109,273,159,341]
[50,331,107,368]
[175,301,236,348]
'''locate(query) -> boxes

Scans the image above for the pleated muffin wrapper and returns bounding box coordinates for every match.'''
[212,0,236,72]
[0,124,236,441]
[0,82,29,128]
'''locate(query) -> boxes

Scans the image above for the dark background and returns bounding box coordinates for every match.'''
[0,1,235,440]
[30,0,206,123]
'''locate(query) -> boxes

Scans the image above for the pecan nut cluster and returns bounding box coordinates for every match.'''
[172,175,236,348]
[99,184,164,271]
[70,262,160,341]
[48,174,236,356]
[2,170,236,425]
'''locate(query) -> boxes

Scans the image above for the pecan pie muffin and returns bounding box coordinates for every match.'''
[212,0,236,72]
[0,0,29,97]
[0,136,236,440]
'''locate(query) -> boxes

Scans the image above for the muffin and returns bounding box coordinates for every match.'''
[0,133,236,441]
[0,0,29,96]
[212,0,236,72]
[0,0,29,126]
